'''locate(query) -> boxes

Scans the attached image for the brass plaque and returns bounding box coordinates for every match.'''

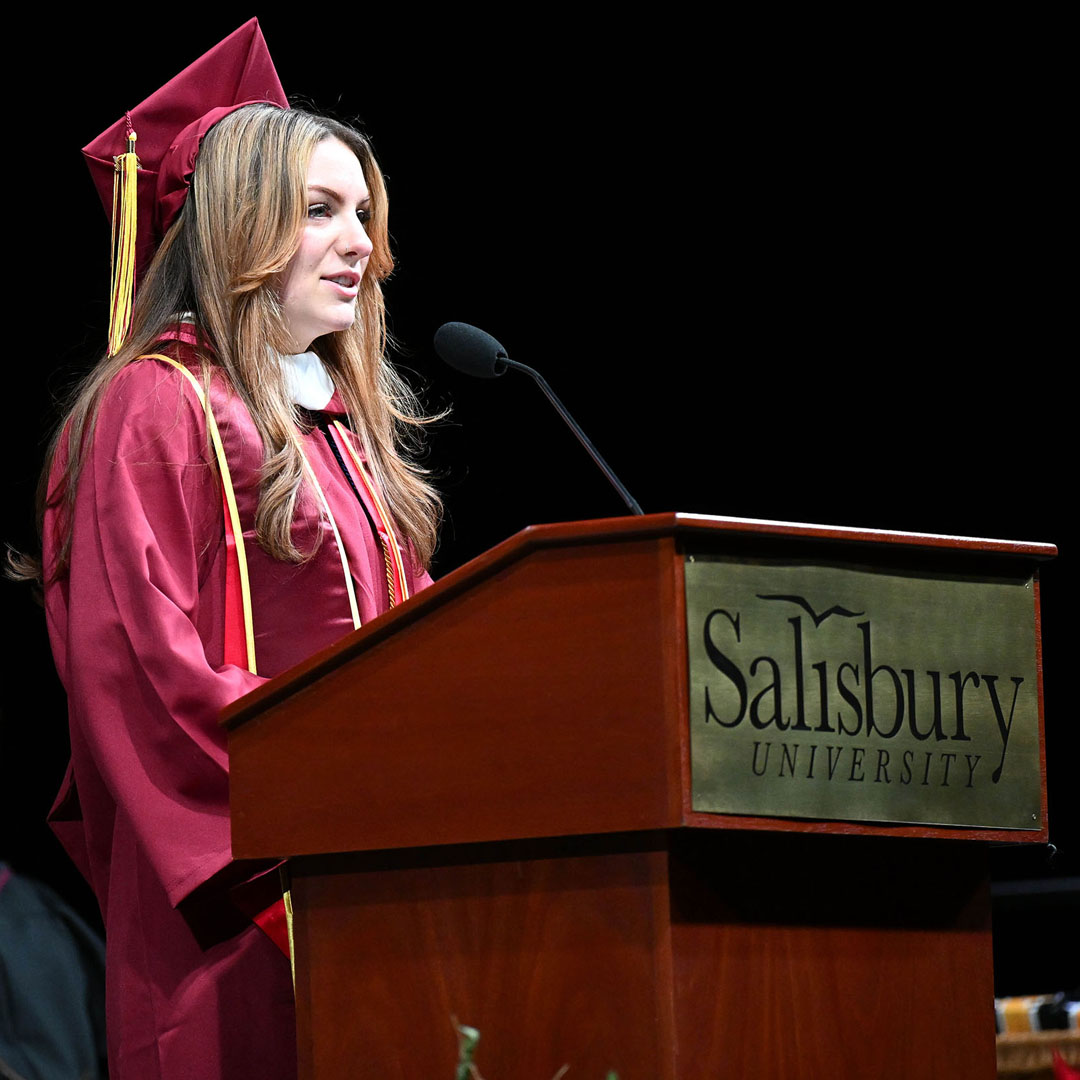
[685,556,1041,829]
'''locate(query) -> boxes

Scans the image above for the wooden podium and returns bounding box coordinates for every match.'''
[224,514,1054,1079]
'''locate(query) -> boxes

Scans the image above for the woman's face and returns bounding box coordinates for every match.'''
[279,137,373,353]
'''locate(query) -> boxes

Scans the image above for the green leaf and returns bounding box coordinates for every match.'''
[455,1023,480,1080]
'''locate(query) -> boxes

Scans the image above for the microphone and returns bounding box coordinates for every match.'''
[433,322,509,379]
[433,322,644,516]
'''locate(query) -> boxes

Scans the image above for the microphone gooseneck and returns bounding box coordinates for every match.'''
[433,322,644,516]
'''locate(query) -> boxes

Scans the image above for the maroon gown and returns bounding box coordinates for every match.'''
[43,343,432,1080]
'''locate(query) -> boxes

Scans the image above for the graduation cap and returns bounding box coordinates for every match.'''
[82,18,289,353]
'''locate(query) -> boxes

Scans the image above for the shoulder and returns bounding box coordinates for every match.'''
[94,350,218,462]
[104,342,204,396]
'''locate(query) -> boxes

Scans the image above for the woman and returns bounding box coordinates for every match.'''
[18,33,439,1080]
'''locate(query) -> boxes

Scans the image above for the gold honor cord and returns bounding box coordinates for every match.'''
[108,133,139,357]
[140,355,258,674]
[330,420,410,606]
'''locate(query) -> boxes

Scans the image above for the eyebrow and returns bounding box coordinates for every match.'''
[308,184,371,206]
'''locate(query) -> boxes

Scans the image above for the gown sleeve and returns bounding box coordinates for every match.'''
[44,359,267,910]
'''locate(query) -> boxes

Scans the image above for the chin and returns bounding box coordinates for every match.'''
[301,322,355,350]
[287,305,358,351]
[324,310,359,338]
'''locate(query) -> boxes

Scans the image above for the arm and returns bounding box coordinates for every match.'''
[46,359,267,908]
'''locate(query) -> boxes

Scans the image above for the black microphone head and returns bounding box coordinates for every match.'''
[433,322,509,379]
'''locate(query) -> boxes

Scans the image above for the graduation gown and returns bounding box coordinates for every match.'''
[43,343,432,1080]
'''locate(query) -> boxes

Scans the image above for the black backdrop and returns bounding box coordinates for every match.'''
[3,13,1073,993]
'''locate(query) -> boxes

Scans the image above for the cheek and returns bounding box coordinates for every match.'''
[278,254,303,298]
[280,250,321,304]
[283,232,323,281]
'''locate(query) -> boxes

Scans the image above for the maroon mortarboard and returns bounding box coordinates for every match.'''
[82,18,288,352]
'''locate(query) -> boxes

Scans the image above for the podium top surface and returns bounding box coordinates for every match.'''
[629,512,1056,557]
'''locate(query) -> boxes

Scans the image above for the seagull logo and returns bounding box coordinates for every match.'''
[755,594,865,627]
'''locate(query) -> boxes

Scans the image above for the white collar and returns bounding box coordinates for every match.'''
[174,317,336,411]
[280,350,336,410]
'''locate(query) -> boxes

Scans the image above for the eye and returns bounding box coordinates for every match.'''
[307,203,332,219]
[357,208,372,225]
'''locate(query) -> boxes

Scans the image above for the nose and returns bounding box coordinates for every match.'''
[341,216,374,263]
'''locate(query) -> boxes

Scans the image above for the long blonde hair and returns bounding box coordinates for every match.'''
[29,104,439,582]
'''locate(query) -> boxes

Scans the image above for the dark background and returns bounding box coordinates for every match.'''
[3,13,1073,994]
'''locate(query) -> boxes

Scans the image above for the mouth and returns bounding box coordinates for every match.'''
[323,271,361,289]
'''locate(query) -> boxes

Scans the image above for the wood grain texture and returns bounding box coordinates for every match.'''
[679,809,1047,845]
[291,836,676,1079]
[665,830,996,1080]
[230,538,686,858]
[288,830,995,1079]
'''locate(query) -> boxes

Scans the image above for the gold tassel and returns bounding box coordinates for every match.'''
[108,128,139,356]
[279,864,296,992]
